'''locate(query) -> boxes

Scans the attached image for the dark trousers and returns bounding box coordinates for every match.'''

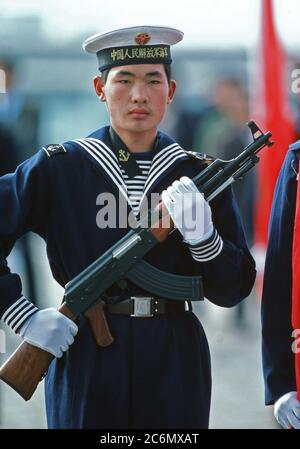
[45,310,211,429]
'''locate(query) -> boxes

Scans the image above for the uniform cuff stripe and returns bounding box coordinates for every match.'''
[188,230,223,262]
[1,297,38,333]
[190,239,223,261]
[189,232,220,254]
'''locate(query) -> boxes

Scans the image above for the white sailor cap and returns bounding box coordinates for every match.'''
[82,25,184,72]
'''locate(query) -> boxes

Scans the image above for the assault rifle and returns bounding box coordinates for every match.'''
[0,121,273,400]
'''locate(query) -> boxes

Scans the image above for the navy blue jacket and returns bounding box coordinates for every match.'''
[262,140,300,405]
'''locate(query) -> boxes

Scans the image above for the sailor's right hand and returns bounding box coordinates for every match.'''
[19,307,78,358]
[274,391,300,429]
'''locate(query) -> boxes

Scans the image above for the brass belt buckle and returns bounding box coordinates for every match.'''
[130,297,154,317]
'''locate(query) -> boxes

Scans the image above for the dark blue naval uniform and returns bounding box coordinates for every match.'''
[262,141,300,405]
[0,126,255,428]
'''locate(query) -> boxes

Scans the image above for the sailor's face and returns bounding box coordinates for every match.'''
[95,64,176,135]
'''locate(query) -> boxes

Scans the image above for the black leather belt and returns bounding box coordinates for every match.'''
[106,297,192,317]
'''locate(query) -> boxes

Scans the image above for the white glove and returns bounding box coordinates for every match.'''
[19,307,78,358]
[162,176,214,244]
[274,391,300,429]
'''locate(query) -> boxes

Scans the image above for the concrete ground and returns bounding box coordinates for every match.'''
[0,235,278,429]
[199,298,278,428]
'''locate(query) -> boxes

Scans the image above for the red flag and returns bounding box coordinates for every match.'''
[254,0,296,248]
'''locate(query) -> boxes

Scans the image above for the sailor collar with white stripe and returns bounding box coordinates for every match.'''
[108,126,158,178]
[71,126,189,205]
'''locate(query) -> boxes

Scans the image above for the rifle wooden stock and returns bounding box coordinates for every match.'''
[0,341,54,401]
[0,301,113,401]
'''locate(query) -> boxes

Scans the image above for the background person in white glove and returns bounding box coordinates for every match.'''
[274,391,300,429]
[19,308,78,358]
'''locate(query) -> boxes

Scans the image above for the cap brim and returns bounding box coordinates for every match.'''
[83,25,184,54]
